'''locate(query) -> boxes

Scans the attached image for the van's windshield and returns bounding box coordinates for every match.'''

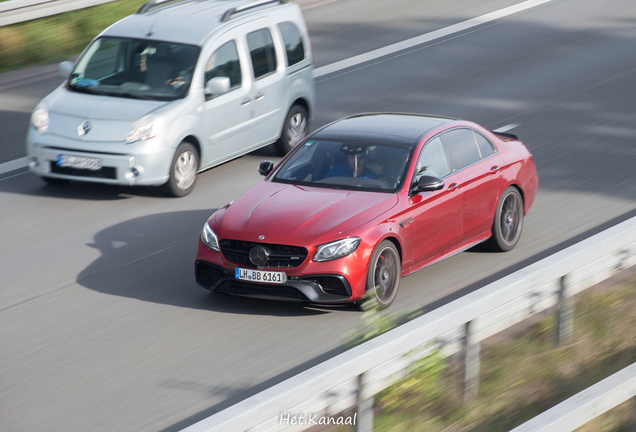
[67,37,200,101]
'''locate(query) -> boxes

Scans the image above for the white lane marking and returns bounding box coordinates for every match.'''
[0,156,28,175]
[314,0,553,78]
[0,0,553,176]
[493,123,520,133]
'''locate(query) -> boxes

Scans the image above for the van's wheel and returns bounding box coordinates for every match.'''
[485,186,524,251]
[366,240,401,309]
[164,141,198,197]
[276,105,308,155]
[42,177,70,185]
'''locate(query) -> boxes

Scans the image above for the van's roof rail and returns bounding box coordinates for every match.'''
[221,0,289,22]
[137,0,184,15]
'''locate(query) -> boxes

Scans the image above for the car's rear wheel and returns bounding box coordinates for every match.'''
[164,141,198,197]
[276,105,308,155]
[366,240,401,309]
[485,186,524,251]
[42,177,70,185]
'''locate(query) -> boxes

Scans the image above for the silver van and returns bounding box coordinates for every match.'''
[26,0,315,196]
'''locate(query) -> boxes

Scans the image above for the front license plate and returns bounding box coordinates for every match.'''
[235,267,287,284]
[57,154,102,171]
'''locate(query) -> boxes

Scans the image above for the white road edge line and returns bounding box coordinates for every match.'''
[493,123,520,133]
[313,0,553,78]
[0,156,28,176]
[0,0,553,177]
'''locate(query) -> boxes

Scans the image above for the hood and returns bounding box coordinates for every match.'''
[44,87,168,142]
[215,182,398,242]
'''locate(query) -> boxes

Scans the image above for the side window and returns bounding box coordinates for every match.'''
[443,129,481,170]
[415,137,450,180]
[277,22,305,67]
[247,28,277,79]
[205,40,241,90]
[473,131,496,158]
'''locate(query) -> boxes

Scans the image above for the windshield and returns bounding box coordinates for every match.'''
[273,139,413,192]
[67,37,200,101]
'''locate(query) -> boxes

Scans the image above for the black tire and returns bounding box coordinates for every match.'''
[276,105,309,155]
[485,186,524,252]
[42,176,70,185]
[164,141,199,197]
[365,240,401,309]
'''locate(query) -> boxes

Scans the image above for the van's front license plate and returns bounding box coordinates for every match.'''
[235,268,287,284]
[57,155,102,171]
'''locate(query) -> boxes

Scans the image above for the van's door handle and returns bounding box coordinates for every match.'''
[254,92,265,100]
[448,183,460,190]
[241,98,251,105]
[490,165,501,173]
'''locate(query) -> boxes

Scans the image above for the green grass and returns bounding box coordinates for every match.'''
[330,279,636,432]
[0,0,148,73]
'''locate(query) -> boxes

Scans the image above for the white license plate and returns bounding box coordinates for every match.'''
[235,267,287,284]
[57,155,102,171]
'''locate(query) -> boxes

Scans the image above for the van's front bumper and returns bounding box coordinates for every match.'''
[26,130,173,186]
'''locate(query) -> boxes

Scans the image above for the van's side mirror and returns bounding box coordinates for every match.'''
[59,61,74,79]
[258,161,274,176]
[205,77,231,98]
[413,175,444,194]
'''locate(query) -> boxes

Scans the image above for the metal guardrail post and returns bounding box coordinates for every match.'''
[463,320,480,402]
[556,274,573,345]
[356,372,373,432]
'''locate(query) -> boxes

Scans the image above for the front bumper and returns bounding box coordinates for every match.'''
[195,261,353,303]
[26,130,172,186]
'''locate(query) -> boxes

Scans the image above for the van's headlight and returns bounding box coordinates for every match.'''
[31,105,49,134]
[313,237,360,262]
[125,114,165,144]
[201,223,220,251]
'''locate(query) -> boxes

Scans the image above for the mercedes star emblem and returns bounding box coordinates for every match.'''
[258,235,265,240]
[249,245,269,267]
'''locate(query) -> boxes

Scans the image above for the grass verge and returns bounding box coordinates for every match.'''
[329,274,636,432]
[0,0,148,74]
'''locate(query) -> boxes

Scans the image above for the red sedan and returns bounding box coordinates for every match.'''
[195,113,538,308]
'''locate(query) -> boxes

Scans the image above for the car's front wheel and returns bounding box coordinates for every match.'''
[276,105,308,155]
[485,186,524,251]
[366,240,401,309]
[164,141,198,197]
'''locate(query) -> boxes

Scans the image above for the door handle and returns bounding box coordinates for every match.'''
[448,183,460,190]
[241,98,251,106]
[490,165,501,173]
[254,91,265,100]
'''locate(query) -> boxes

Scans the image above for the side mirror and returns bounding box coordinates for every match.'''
[413,175,444,193]
[59,61,73,79]
[258,160,274,176]
[205,77,231,98]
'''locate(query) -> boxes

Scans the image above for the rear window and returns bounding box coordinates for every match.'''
[247,28,277,79]
[277,22,305,67]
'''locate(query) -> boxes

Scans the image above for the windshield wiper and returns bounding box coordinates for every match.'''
[69,85,110,96]
[120,92,159,101]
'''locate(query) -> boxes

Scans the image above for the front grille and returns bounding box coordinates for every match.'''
[302,276,350,297]
[196,262,226,288]
[220,239,308,268]
[50,163,117,179]
[216,280,307,300]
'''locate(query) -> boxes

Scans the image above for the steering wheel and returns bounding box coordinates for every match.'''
[374,174,398,187]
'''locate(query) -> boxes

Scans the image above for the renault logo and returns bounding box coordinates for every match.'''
[249,245,269,267]
[78,121,92,136]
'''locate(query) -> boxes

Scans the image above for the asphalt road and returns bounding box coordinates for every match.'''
[2,0,636,431]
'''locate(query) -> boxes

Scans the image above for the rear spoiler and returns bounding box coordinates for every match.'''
[492,131,519,141]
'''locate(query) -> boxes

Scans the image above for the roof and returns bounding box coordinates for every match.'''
[315,113,455,146]
[101,0,290,46]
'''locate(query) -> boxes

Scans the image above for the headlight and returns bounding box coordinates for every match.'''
[31,105,49,134]
[125,114,165,144]
[313,237,361,262]
[200,222,220,251]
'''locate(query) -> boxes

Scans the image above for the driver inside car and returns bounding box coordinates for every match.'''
[324,150,375,179]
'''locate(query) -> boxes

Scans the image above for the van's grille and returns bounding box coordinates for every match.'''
[50,163,117,179]
[220,239,308,268]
